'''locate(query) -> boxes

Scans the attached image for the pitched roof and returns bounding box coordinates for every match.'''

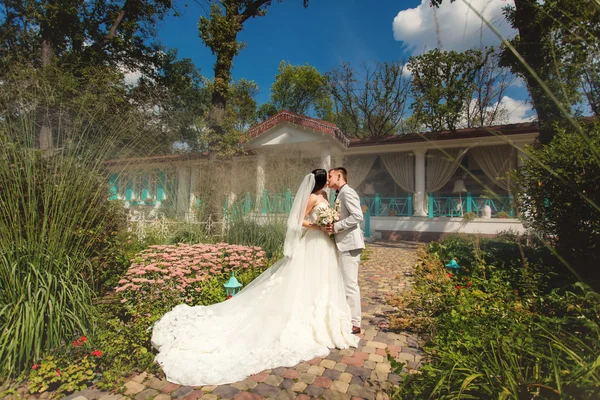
[247,110,350,147]
[349,121,539,147]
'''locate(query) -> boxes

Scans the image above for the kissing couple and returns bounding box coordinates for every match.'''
[151,167,366,386]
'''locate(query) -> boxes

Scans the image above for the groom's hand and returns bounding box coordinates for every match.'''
[326,223,335,233]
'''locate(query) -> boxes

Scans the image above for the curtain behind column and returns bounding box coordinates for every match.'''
[342,155,377,188]
[426,148,466,193]
[381,152,415,193]
[470,145,516,190]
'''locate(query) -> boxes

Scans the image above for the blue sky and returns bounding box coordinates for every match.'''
[157,0,534,123]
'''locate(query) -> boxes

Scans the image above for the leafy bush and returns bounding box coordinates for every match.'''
[515,124,600,288]
[0,142,127,376]
[28,336,103,399]
[390,237,600,399]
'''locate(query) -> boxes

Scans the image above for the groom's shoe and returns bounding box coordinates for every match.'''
[351,326,361,335]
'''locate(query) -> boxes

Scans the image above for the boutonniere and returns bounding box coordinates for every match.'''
[334,199,341,213]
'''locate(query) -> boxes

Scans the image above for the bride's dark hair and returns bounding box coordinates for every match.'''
[311,169,327,193]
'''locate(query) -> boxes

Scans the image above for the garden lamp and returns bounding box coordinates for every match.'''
[445,258,461,274]
[224,271,243,298]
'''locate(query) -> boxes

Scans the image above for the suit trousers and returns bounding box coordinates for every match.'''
[339,248,362,327]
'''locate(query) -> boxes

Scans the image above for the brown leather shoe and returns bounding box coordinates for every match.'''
[352,326,361,334]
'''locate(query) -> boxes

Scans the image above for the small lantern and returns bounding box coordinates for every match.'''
[224,271,243,298]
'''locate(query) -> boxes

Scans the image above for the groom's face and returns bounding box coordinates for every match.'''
[328,171,339,190]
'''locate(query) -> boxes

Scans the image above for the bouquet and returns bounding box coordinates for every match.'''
[316,206,340,239]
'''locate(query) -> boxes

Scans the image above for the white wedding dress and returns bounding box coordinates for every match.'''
[151,176,359,386]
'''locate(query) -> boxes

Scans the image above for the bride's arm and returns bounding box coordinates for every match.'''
[302,194,319,229]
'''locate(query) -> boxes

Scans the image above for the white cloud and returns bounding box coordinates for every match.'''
[497,96,536,124]
[393,0,516,55]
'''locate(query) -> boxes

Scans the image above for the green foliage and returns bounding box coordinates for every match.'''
[0,0,173,71]
[225,216,287,260]
[430,0,599,143]
[199,1,310,113]
[515,124,600,287]
[28,338,102,399]
[91,245,269,389]
[390,236,600,399]
[266,61,333,120]
[408,48,484,131]
[0,132,130,375]
[93,309,158,391]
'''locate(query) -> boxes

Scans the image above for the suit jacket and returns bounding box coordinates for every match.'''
[333,184,365,252]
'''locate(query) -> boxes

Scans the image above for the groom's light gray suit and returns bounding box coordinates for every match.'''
[333,184,365,327]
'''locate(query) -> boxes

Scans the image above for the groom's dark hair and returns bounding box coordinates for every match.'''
[329,167,348,183]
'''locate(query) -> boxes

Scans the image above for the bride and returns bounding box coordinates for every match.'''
[151,169,359,386]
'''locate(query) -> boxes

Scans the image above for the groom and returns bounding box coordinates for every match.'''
[327,167,365,335]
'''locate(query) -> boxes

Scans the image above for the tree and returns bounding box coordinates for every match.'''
[328,61,411,138]
[515,123,600,287]
[464,47,515,128]
[198,1,310,115]
[408,48,483,132]
[228,78,259,131]
[0,0,175,150]
[262,61,333,119]
[0,0,173,70]
[430,0,599,143]
[133,51,211,151]
[256,103,278,121]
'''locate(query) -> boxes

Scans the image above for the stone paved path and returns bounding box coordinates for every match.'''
[63,241,420,400]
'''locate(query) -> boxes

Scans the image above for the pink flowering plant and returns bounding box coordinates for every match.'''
[115,243,267,316]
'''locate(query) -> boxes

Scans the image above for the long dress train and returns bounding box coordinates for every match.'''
[151,202,359,386]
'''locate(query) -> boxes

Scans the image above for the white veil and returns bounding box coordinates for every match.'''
[283,173,315,257]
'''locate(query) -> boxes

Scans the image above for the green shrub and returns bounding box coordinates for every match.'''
[225,216,287,259]
[27,336,103,399]
[391,237,600,399]
[0,110,129,376]
[515,124,600,288]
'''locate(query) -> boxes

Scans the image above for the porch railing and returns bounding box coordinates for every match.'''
[224,190,515,219]
[427,193,514,218]
[361,195,413,217]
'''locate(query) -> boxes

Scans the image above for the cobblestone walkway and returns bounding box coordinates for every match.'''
[63,241,421,400]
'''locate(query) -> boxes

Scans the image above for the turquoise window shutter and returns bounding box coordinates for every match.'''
[109,174,118,200]
[125,176,133,201]
[141,175,149,201]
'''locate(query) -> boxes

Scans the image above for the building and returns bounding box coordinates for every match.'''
[106,110,537,240]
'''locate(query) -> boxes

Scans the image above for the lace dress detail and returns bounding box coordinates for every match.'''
[151,202,358,386]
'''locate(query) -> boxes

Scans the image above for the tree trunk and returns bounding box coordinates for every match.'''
[512,0,565,144]
[208,41,237,155]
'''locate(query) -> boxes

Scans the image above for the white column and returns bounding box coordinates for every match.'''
[188,168,198,215]
[413,149,427,217]
[515,142,527,168]
[320,144,332,172]
[228,158,237,207]
[176,166,190,218]
[256,153,266,211]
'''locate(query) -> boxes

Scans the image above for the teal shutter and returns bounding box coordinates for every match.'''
[109,174,118,200]
[141,175,149,201]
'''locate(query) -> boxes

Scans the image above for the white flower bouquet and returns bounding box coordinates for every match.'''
[316,206,340,239]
